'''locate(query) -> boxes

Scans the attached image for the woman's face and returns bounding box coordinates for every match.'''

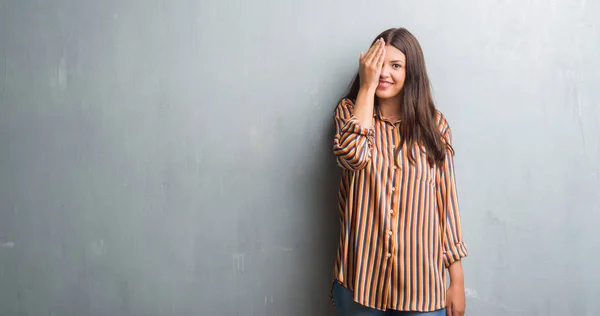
[375,45,406,100]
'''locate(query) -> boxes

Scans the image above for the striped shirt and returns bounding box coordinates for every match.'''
[330,98,468,312]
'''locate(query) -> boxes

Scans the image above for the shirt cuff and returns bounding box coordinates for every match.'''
[340,117,374,136]
[443,241,468,268]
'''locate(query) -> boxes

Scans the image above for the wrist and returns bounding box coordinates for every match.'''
[449,280,464,288]
[358,84,377,95]
[449,274,464,287]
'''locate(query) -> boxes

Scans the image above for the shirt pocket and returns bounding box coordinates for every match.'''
[411,144,436,187]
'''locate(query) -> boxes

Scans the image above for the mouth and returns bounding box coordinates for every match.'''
[378,81,393,89]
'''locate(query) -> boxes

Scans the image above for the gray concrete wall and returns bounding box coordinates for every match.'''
[1,0,599,315]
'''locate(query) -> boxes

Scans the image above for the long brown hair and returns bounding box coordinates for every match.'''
[342,28,452,166]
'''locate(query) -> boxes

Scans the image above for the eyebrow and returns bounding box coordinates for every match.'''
[390,60,404,63]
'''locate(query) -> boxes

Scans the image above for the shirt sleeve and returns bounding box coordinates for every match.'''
[436,123,468,268]
[332,98,374,171]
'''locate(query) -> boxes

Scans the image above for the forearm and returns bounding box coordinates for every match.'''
[333,98,374,170]
[438,126,468,268]
[448,260,464,287]
[353,86,376,128]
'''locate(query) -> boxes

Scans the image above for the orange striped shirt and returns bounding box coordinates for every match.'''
[330,98,468,312]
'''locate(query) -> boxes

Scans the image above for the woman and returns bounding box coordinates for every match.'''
[330,28,468,316]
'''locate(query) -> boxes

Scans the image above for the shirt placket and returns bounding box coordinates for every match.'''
[387,121,402,307]
[380,120,400,308]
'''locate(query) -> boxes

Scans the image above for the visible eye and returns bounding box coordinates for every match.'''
[392,63,402,69]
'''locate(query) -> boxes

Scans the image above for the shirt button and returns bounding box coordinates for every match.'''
[391,187,395,191]
[387,253,392,258]
[388,231,393,236]
[390,209,393,214]
[392,145,395,149]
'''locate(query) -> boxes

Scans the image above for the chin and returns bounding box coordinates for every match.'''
[375,90,400,100]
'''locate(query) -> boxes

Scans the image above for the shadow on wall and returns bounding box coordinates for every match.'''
[298,115,341,316]
[278,104,340,316]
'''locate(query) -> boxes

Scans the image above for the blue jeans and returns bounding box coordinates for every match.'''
[332,281,446,316]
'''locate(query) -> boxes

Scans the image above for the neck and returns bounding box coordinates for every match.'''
[377,93,403,118]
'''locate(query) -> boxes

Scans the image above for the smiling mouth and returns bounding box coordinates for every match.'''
[378,81,393,89]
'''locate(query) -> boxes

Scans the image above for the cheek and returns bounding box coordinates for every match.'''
[396,71,406,83]
[393,74,405,89]
[395,72,406,86]
[391,71,405,84]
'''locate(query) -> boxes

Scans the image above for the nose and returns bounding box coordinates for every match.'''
[380,65,390,78]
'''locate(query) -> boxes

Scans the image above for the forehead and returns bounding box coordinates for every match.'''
[384,45,406,61]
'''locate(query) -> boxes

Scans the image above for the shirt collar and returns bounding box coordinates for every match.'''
[374,105,382,118]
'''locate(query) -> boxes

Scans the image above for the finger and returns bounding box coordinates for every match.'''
[377,40,386,68]
[373,38,385,61]
[363,48,375,66]
[365,38,383,64]
[360,52,364,63]
[363,40,377,62]
[377,42,386,67]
